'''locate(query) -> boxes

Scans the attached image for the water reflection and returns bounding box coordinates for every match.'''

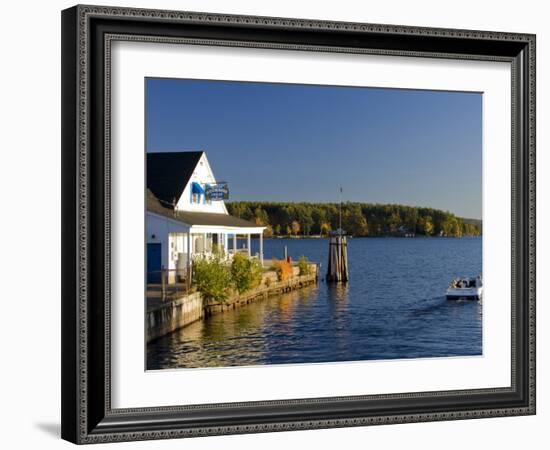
[148,286,320,369]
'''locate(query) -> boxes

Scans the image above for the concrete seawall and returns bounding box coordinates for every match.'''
[146,291,203,343]
[146,264,317,343]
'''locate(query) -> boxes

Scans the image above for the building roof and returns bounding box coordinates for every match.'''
[147,151,204,207]
[147,189,262,229]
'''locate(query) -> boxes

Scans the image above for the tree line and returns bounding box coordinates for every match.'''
[226,202,482,238]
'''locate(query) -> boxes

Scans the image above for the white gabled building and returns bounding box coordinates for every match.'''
[146,151,265,284]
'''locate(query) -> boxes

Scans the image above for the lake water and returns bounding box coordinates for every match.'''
[147,237,482,369]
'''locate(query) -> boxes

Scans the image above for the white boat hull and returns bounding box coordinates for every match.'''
[446,286,482,300]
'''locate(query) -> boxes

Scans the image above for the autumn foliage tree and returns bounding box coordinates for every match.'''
[226,202,481,238]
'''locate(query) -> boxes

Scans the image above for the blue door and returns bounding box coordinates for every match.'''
[147,243,162,283]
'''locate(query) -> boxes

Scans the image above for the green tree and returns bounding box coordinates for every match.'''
[418,215,434,236]
[387,211,402,234]
[262,224,274,237]
[228,203,253,220]
[344,204,369,236]
[441,219,453,236]
[320,222,331,236]
[254,207,269,225]
[450,217,462,237]
[311,208,327,234]
[403,208,418,233]
[425,217,434,236]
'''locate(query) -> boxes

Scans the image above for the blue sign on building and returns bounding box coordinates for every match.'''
[205,182,229,201]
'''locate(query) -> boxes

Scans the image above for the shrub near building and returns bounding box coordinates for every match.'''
[298,255,311,276]
[271,258,293,281]
[231,253,263,294]
[192,256,232,302]
[193,253,309,303]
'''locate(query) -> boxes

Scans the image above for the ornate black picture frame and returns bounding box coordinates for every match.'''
[61,4,536,444]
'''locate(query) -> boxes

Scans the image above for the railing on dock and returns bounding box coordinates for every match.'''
[147,269,190,305]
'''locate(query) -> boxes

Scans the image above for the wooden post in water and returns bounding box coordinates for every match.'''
[327,186,349,282]
[326,234,349,282]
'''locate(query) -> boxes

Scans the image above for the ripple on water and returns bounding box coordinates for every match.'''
[147,237,482,370]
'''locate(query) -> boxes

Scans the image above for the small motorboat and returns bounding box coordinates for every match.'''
[446,275,482,300]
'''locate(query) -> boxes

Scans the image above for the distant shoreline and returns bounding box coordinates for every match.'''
[226,201,482,239]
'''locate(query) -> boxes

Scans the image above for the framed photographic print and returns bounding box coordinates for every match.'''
[61,5,536,444]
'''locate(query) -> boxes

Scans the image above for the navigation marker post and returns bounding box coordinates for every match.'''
[326,187,349,282]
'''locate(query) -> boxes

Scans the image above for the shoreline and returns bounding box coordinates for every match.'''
[146,263,318,343]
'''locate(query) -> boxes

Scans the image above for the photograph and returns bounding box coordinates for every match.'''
[145,78,483,370]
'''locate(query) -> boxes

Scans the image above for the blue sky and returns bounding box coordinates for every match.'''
[146,78,482,219]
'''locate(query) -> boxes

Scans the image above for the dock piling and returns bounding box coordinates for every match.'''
[326,234,349,282]
[327,186,349,282]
